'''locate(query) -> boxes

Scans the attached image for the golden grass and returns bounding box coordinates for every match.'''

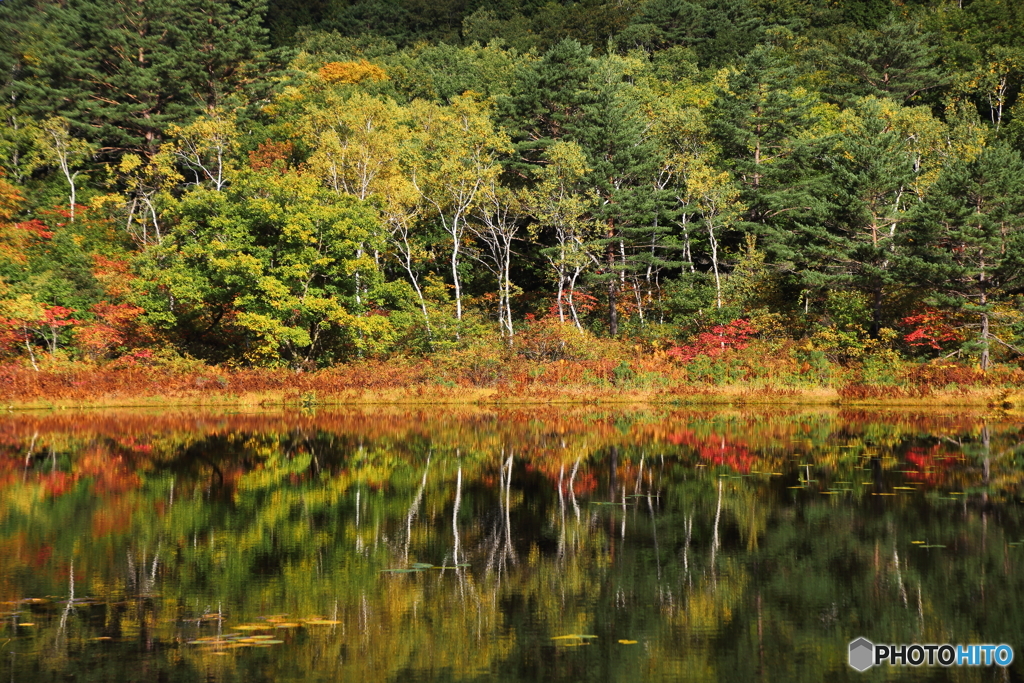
[2,351,1023,411]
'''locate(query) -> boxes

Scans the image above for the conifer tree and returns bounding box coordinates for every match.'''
[1,0,272,156]
[902,141,1024,369]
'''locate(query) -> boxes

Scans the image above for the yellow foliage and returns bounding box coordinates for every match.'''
[318,60,389,85]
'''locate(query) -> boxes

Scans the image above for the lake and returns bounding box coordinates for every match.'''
[1,406,1022,682]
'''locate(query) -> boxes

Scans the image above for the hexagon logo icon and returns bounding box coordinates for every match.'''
[849,637,875,671]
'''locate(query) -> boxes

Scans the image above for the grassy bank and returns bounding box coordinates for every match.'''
[2,353,1023,412]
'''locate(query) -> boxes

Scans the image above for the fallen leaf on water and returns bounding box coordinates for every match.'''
[304,620,341,625]
[618,640,638,644]
[274,623,301,628]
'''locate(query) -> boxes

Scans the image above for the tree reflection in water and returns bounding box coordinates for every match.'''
[1,407,1022,681]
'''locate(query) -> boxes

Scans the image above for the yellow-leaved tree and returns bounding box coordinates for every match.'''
[408,95,512,320]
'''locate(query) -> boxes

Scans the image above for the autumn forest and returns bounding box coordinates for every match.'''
[3,0,1024,400]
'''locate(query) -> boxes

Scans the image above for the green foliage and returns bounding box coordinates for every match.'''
[2,0,1024,372]
[136,170,387,365]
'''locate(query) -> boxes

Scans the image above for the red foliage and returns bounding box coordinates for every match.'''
[903,444,958,486]
[42,305,78,329]
[665,427,757,473]
[543,291,601,320]
[666,318,757,363]
[901,307,965,350]
[108,349,155,367]
[76,301,145,357]
[249,140,295,171]
[16,219,54,240]
[0,304,79,357]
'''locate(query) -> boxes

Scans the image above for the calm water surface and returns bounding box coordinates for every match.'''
[1,407,1023,682]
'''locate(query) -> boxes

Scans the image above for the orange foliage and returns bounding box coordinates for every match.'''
[0,173,21,222]
[249,139,295,171]
[91,254,137,299]
[318,60,388,85]
[75,301,146,358]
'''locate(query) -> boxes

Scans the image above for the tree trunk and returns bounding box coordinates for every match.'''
[980,309,990,372]
[607,228,618,335]
[980,265,989,371]
[451,233,462,320]
[708,219,722,309]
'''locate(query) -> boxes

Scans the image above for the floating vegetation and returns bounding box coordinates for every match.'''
[551,635,597,640]
[618,640,638,645]
[381,562,437,573]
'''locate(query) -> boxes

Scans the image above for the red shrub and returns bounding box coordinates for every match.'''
[666,318,757,363]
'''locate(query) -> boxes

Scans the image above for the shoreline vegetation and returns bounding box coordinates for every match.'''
[3,353,1022,411]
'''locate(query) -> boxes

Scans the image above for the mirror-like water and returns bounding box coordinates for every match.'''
[1,407,1022,682]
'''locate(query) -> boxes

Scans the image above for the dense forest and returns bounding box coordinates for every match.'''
[2,0,1024,377]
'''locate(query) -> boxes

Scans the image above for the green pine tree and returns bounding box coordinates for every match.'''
[901,140,1024,369]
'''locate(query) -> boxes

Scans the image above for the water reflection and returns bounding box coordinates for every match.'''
[1,407,1022,681]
